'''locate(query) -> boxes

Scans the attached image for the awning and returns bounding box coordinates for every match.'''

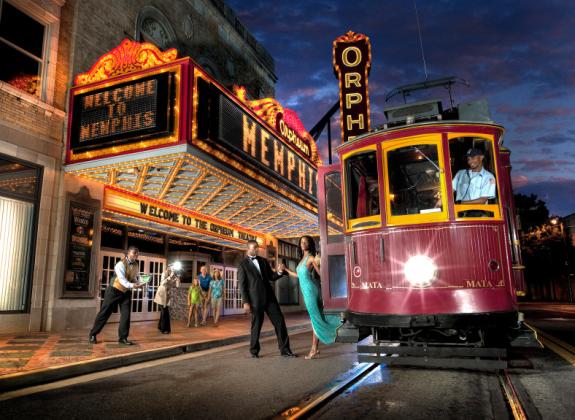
[65,144,319,247]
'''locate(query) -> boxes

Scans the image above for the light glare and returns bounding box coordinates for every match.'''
[404,255,437,288]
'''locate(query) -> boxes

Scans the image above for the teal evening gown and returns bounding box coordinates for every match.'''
[297,255,342,344]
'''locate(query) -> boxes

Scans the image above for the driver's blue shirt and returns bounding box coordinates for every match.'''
[452,167,496,202]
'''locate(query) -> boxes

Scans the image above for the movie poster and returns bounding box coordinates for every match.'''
[63,203,95,293]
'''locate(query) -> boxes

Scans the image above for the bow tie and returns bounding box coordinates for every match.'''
[249,256,257,260]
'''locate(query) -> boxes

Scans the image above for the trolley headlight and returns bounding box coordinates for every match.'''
[404,255,437,288]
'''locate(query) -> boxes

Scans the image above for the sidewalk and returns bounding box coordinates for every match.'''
[0,311,310,392]
[520,302,575,315]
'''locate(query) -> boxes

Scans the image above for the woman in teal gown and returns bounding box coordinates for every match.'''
[284,236,342,359]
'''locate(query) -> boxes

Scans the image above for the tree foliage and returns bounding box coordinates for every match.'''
[514,193,549,232]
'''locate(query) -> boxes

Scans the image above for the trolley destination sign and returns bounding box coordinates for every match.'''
[69,72,175,152]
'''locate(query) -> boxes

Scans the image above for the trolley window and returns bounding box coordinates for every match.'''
[448,135,501,220]
[343,149,381,231]
[324,171,344,244]
[383,135,449,226]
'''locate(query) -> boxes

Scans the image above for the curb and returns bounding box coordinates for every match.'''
[0,323,310,393]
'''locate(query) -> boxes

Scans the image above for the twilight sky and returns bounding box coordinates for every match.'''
[227,0,575,216]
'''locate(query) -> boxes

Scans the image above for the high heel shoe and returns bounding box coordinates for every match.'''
[305,348,320,360]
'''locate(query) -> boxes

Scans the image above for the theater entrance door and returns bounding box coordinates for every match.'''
[223,267,243,315]
[98,250,166,322]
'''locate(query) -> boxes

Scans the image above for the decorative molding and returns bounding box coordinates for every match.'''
[234,85,283,127]
[233,85,323,166]
[74,39,178,86]
[334,30,368,43]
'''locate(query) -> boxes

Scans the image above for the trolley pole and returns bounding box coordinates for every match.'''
[561,222,573,303]
[327,117,332,165]
[551,217,573,303]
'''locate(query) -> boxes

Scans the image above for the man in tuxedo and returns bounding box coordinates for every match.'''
[238,240,297,358]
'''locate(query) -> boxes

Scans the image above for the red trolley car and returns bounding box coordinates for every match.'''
[318,98,530,367]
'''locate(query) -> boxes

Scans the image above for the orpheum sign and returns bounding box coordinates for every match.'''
[333,31,372,142]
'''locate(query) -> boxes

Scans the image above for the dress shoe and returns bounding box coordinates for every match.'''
[251,354,260,358]
[118,338,135,345]
[89,335,97,344]
[281,351,298,358]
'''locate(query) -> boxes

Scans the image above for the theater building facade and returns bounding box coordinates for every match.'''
[0,0,319,333]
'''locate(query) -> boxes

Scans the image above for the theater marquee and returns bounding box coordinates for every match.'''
[103,187,263,244]
[70,72,175,152]
[218,95,317,196]
[66,39,188,163]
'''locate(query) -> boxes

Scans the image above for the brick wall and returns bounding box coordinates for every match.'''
[0,86,65,144]
[70,0,276,99]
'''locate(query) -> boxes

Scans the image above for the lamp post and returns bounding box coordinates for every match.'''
[550,216,573,303]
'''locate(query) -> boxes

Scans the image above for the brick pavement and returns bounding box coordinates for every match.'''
[0,311,310,379]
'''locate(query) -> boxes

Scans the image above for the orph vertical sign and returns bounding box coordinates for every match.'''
[333,31,371,142]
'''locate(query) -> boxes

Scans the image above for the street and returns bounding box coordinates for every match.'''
[1,304,575,419]
[0,331,357,419]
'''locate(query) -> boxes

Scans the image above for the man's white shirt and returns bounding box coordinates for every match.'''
[250,256,261,273]
[452,167,496,202]
[114,259,139,289]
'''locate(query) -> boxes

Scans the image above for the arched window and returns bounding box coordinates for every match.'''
[196,56,223,82]
[135,6,176,50]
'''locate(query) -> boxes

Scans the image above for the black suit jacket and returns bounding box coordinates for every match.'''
[238,256,284,308]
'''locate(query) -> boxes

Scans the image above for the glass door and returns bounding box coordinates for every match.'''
[318,164,348,311]
[223,267,243,315]
[98,251,165,321]
[98,250,123,322]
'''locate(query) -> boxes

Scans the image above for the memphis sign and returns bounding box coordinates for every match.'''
[217,94,318,198]
[69,72,175,152]
[333,31,372,142]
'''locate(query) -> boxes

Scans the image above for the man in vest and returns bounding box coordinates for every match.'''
[89,246,143,345]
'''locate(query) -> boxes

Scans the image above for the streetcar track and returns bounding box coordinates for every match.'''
[498,370,527,420]
[278,362,378,419]
[279,363,529,420]
[526,325,575,366]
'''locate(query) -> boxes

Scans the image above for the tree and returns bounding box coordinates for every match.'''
[514,193,573,301]
[514,193,549,232]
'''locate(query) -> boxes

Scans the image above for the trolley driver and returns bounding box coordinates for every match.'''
[452,148,496,204]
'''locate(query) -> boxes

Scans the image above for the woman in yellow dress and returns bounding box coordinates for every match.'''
[187,278,202,328]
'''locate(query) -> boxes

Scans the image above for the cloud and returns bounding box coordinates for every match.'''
[512,175,529,188]
[517,178,575,216]
[515,159,574,172]
[535,134,575,145]
[282,84,339,107]
[225,0,575,216]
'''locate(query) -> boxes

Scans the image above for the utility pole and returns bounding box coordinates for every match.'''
[551,217,573,303]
